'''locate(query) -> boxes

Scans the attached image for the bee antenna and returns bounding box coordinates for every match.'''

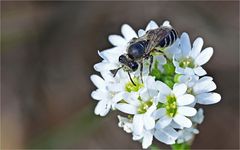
[113,67,122,77]
[128,72,136,86]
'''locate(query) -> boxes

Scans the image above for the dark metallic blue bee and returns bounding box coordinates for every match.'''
[114,26,178,85]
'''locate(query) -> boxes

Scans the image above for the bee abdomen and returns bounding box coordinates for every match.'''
[158,29,178,48]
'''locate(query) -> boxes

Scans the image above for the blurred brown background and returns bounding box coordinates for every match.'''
[1,1,239,149]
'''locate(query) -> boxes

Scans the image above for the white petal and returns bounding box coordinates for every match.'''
[108,35,127,46]
[100,47,124,62]
[91,90,107,100]
[133,134,142,141]
[162,20,172,28]
[90,75,105,89]
[112,92,124,103]
[153,108,166,119]
[94,100,111,116]
[162,126,178,139]
[196,92,221,105]
[143,116,155,130]
[175,66,185,74]
[146,105,157,115]
[170,121,183,129]
[154,127,177,145]
[156,116,172,128]
[184,68,195,75]
[101,71,114,81]
[94,62,118,72]
[195,47,213,66]
[180,32,191,56]
[155,81,171,95]
[123,92,140,106]
[121,24,138,41]
[156,55,167,65]
[141,89,158,101]
[192,108,204,124]
[140,88,152,101]
[133,114,144,135]
[145,20,159,31]
[193,79,216,94]
[177,94,195,106]
[138,29,146,37]
[98,50,107,60]
[109,83,123,92]
[173,114,192,128]
[193,67,207,76]
[173,83,187,97]
[165,42,181,58]
[178,106,197,117]
[115,103,137,114]
[154,94,167,104]
[190,37,204,59]
[142,132,153,149]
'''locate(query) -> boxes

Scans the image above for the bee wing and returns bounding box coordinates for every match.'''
[145,27,171,55]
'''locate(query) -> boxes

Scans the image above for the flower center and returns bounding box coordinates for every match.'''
[166,94,177,117]
[125,78,144,92]
[179,57,195,68]
[187,87,193,95]
[137,100,153,114]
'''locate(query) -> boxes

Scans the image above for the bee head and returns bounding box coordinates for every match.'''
[119,54,138,72]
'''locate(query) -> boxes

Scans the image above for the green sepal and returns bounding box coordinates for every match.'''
[150,60,162,80]
[163,62,175,75]
[174,74,182,83]
[162,76,174,88]
[171,143,190,150]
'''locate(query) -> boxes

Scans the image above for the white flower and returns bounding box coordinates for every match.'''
[94,24,137,72]
[90,72,123,116]
[132,122,155,149]
[177,127,199,144]
[115,76,158,132]
[180,75,221,105]
[173,33,213,76]
[176,108,204,144]
[154,82,197,128]
[118,114,155,149]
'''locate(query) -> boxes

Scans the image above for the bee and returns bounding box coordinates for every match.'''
[113,26,178,85]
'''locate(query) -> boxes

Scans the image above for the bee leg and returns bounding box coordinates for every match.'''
[128,72,136,86]
[140,62,143,83]
[113,67,122,77]
[149,55,153,73]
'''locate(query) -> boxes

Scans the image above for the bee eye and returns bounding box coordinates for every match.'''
[119,55,127,63]
[129,61,138,71]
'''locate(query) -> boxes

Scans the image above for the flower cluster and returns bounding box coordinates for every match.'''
[91,20,221,149]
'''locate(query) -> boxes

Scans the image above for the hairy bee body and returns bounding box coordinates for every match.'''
[114,25,178,85]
